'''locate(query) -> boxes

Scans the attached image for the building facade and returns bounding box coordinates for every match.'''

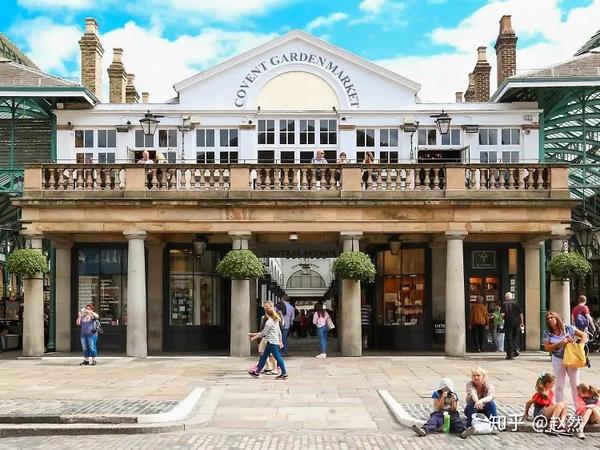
[13,17,575,357]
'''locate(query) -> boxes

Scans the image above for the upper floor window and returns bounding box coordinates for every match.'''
[75,130,94,148]
[356,128,375,147]
[279,120,295,145]
[158,129,178,148]
[97,129,116,148]
[220,129,238,147]
[300,120,315,145]
[196,129,215,147]
[380,129,398,147]
[196,151,215,163]
[501,128,520,145]
[480,151,497,163]
[501,151,520,163]
[418,129,437,146]
[478,129,498,146]
[441,129,461,146]
[258,120,275,145]
[98,152,116,163]
[319,120,337,145]
[135,130,154,147]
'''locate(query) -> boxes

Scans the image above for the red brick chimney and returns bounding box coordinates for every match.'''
[78,18,104,99]
[494,15,517,87]
[473,46,491,102]
[107,48,127,103]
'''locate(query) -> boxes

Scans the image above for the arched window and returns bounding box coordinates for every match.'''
[286,270,326,288]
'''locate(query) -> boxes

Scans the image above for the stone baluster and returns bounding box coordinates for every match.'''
[75,169,84,190]
[57,169,66,190]
[374,169,382,191]
[390,168,397,191]
[264,168,272,190]
[194,169,201,190]
[282,168,290,190]
[433,168,440,190]
[84,169,93,190]
[167,168,176,190]
[119,168,126,190]
[184,169,192,190]
[47,169,56,190]
[526,168,534,190]
[380,168,387,191]
[479,168,487,190]
[155,169,164,190]
[409,168,416,190]
[223,169,230,190]
[498,167,506,189]
[300,168,308,190]
[399,169,406,190]
[309,169,317,190]
[204,169,212,190]
[273,168,281,190]
[508,169,515,189]
[516,168,524,189]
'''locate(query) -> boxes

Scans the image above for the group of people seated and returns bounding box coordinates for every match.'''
[413,367,600,440]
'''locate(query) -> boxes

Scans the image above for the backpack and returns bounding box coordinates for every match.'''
[92,319,104,335]
[575,313,589,331]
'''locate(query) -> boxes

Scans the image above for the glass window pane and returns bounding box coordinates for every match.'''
[107,153,116,163]
[307,120,314,132]
[357,130,365,147]
[441,133,450,145]
[230,152,238,163]
[98,130,106,148]
[380,151,388,163]
[479,130,487,145]
[380,129,388,147]
[107,130,116,147]
[489,151,497,162]
[366,129,375,147]
[159,130,168,147]
[389,151,398,163]
[98,153,106,164]
[320,133,327,144]
[84,130,94,148]
[451,129,460,145]
[196,152,205,163]
[427,130,436,145]
[511,128,520,145]
[480,151,488,163]
[75,130,84,148]
[320,120,328,132]
[169,129,177,146]
[418,129,426,146]
[501,128,510,145]
[220,151,228,163]
[206,129,215,147]
[390,129,398,147]
[489,129,498,145]
[329,120,336,130]
[267,120,274,132]
[144,133,154,147]
[308,133,315,145]
[196,130,204,147]
[230,130,238,147]
[511,151,519,162]
[267,133,274,145]
[220,129,228,147]
[329,132,336,144]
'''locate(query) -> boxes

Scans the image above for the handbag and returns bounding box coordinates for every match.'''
[326,316,335,330]
[563,342,586,368]
[92,319,104,335]
[471,413,493,434]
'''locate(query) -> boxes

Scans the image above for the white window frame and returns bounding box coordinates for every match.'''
[135,129,155,148]
[356,128,375,148]
[441,128,461,146]
[478,128,498,146]
[158,129,178,148]
[258,119,276,145]
[418,128,437,146]
[479,150,498,163]
[75,129,94,148]
[219,128,239,148]
[319,119,337,145]
[196,128,216,148]
[299,119,316,145]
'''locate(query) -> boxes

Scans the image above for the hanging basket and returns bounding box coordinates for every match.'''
[216,250,266,280]
[5,249,49,277]
[548,252,591,281]
[332,251,376,283]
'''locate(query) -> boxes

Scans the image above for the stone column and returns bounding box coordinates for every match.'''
[430,240,447,322]
[229,232,251,357]
[550,236,571,324]
[124,230,147,357]
[147,241,164,353]
[54,240,72,352]
[524,241,543,350]
[445,231,467,356]
[22,236,45,357]
[340,232,363,357]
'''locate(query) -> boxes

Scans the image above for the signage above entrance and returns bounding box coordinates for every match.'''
[255,244,339,259]
[234,52,360,109]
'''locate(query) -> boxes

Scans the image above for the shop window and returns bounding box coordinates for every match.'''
[75,130,94,148]
[258,120,275,145]
[220,129,238,147]
[357,128,375,147]
[196,129,215,147]
[196,151,215,163]
[441,129,460,146]
[97,129,116,148]
[380,129,398,147]
[135,130,154,147]
[418,129,436,146]
[158,129,178,148]
[378,249,425,327]
[320,120,337,145]
[468,276,499,317]
[279,120,295,145]
[77,247,127,326]
[168,248,222,326]
[300,120,315,145]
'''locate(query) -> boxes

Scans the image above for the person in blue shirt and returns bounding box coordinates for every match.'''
[412,378,475,438]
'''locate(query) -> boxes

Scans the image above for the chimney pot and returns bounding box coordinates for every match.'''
[499,15,514,34]
[455,92,463,103]
[477,46,487,62]
[112,48,123,63]
[84,17,98,35]
[142,92,149,103]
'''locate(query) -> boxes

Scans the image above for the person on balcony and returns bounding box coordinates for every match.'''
[137,150,154,164]
[155,151,167,164]
[337,152,348,163]
[312,150,328,164]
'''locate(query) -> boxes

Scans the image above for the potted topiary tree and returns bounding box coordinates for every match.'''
[5,248,49,277]
[216,249,265,279]
[332,251,376,282]
[548,252,591,281]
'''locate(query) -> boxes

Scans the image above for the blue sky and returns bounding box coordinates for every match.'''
[2,0,598,102]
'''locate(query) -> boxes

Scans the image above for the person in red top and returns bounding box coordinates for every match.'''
[575,383,600,439]
[572,295,596,334]
[523,373,567,425]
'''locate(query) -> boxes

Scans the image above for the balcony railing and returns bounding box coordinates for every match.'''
[25,163,568,197]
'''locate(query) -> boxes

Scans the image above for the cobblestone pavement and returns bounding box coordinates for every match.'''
[402,403,575,421]
[1,430,600,449]
[0,399,177,416]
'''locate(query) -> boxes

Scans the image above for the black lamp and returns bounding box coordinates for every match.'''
[572,218,594,259]
[139,110,160,136]
[432,110,451,135]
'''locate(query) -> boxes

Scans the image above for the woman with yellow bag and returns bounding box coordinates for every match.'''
[543,311,588,406]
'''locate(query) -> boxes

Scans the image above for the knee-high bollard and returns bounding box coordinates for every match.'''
[341,278,361,356]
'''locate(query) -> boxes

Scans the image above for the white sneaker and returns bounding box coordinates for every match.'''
[315,353,327,358]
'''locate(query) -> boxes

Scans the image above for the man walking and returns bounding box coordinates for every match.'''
[500,292,523,360]
[279,296,295,356]
[572,294,596,334]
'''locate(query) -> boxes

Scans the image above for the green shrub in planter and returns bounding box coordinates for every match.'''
[6,249,49,277]
[333,251,376,283]
[548,252,591,281]
[216,250,265,280]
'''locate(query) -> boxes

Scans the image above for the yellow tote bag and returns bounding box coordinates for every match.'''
[563,342,587,368]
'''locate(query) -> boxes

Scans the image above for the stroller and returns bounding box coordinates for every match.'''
[587,329,600,353]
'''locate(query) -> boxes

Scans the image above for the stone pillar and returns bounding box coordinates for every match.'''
[473,47,491,102]
[249,278,258,333]
[229,232,251,357]
[22,236,45,357]
[340,232,363,357]
[78,18,104,100]
[550,236,571,324]
[124,230,147,357]
[430,241,447,322]
[54,240,72,352]
[147,241,164,353]
[445,231,467,356]
[524,241,543,350]
[108,48,127,103]
[494,15,517,88]
[125,73,139,103]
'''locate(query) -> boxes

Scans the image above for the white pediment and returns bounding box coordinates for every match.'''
[174,30,421,111]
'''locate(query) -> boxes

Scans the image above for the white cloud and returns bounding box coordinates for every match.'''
[377,0,600,102]
[359,0,385,14]
[9,17,81,75]
[306,12,349,31]
[17,0,91,8]
[160,0,289,22]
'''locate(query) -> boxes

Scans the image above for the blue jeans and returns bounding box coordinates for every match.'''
[464,400,498,426]
[317,325,328,354]
[255,342,287,375]
[282,327,290,354]
[81,333,98,358]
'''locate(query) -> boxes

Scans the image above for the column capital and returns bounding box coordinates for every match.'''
[24,234,44,250]
[522,240,544,249]
[52,238,73,250]
[340,231,363,240]
[229,231,251,250]
[123,230,147,240]
[445,231,468,241]
[429,237,447,249]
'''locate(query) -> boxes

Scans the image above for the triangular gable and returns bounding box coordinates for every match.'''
[173,30,421,94]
